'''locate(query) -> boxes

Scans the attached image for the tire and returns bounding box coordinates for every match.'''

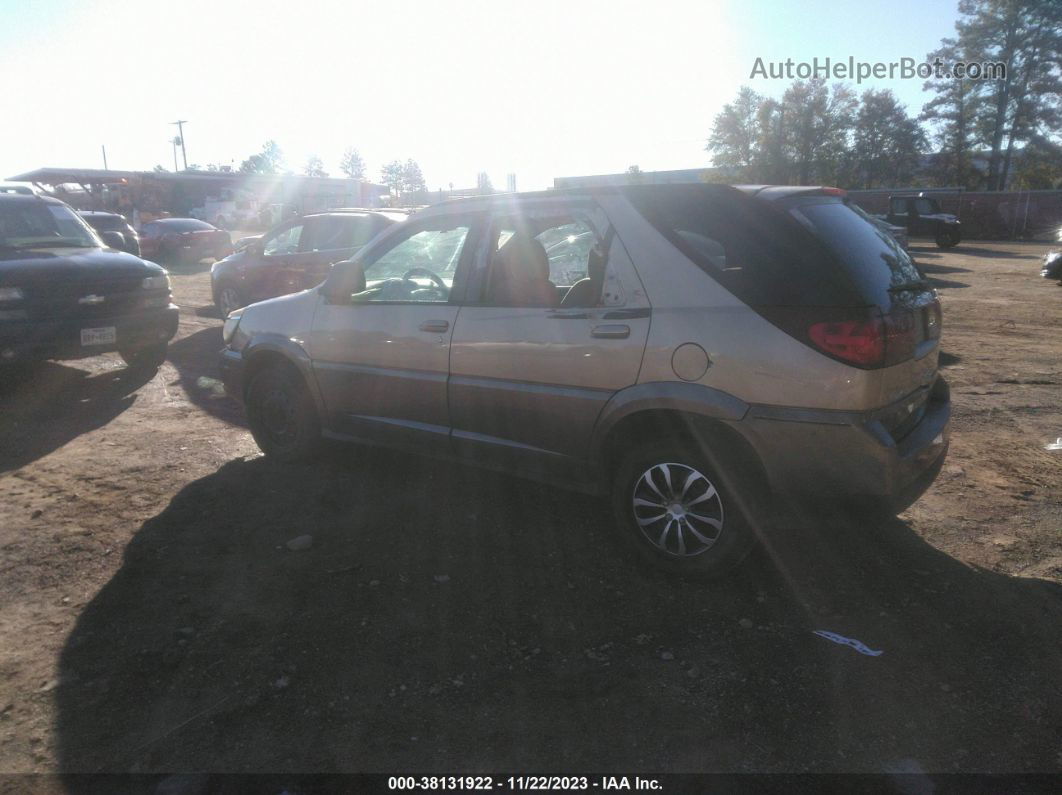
[610,437,758,577]
[935,227,960,248]
[216,284,246,317]
[119,342,168,372]
[245,364,323,462]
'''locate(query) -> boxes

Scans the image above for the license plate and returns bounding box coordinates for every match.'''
[81,326,117,346]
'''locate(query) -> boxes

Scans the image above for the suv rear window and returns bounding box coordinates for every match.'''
[623,184,862,307]
[83,215,124,231]
[625,185,926,309]
[783,196,925,304]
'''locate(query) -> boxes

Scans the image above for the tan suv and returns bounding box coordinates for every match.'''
[219,185,950,575]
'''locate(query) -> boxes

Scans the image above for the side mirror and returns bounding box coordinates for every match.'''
[322,260,366,304]
[100,230,126,249]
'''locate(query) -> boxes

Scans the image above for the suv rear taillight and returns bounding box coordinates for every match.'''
[808,316,885,367]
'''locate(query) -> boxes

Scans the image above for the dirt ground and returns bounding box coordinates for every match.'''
[0,240,1059,785]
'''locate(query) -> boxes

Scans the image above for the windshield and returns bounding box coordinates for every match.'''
[0,203,101,249]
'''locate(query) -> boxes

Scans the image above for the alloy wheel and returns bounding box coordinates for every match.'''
[631,462,724,557]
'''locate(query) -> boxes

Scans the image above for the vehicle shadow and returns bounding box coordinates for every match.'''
[951,246,1035,260]
[166,326,246,428]
[0,362,154,474]
[917,263,971,275]
[55,454,1062,778]
[939,352,962,366]
[925,276,970,289]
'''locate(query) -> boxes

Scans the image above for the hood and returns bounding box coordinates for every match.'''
[0,246,164,286]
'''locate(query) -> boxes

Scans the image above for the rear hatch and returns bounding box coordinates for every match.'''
[622,184,941,439]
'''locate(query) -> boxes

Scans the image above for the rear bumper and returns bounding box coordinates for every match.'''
[738,376,950,513]
[0,305,179,364]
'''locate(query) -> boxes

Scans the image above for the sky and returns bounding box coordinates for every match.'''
[0,0,961,191]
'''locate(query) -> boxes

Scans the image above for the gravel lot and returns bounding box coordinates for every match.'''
[0,240,1059,781]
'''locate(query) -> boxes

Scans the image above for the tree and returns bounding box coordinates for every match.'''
[304,155,328,178]
[380,160,405,198]
[625,164,645,183]
[152,165,169,173]
[240,140,284,175]
[402,159,426,195]
[921,38,980,188]
[476,172,493,194]
[952,0,1062,189]
[706,86,764,178]
[339,147,366,180]
[850,89,926,188]
[1009,133,1062,188]
[779,79,857,185]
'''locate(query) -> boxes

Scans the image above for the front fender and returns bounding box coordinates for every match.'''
[241,333,326,416]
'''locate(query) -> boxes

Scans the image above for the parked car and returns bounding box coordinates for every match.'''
[850,204,909,252]
[0,184,35,196]
[881,193,961,248]
[218,184,949,576]
[0,194,177,370]
[78,210,140,256]
[1043,251,1062,282]
[210,210,406,317]
[138,218,232,265]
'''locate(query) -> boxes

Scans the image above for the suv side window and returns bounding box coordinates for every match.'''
[913,198,935,215]
[890,198,908,217]
[477,206,613,308]
[351,221,473,304]
[263,223,303,256]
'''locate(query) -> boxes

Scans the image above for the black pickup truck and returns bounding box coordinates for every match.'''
[0,194,178,370]
[879,193,962,248]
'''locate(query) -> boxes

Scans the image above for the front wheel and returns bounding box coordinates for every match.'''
[245,364,322,462]
[119,342,168,372]
[216,284,246,318]
[611,439,757,577]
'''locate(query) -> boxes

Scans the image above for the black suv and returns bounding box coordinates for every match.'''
[0,194,178,370]
[78,210,141,256]
[884,194,961,248]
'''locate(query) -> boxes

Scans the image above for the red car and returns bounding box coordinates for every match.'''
[139,218,232,265]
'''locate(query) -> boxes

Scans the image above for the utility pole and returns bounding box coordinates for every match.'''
[170,120,189,170]
[172,137,179,171]
[101,145,108,170]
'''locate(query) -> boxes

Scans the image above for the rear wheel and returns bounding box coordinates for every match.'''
[245,364,322,462]
[611,438,757,577]
[935,227,960,248]
[119,342,168,372]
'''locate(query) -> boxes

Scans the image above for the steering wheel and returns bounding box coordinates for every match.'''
[402,267,447,293]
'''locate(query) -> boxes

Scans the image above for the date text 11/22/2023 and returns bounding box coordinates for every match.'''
[387,776,662,791]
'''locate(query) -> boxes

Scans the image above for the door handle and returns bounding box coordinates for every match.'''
[591,324,630,339]
[419,320,450,333]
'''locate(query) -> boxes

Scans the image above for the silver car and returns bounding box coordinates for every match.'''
[219,184,950,576]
